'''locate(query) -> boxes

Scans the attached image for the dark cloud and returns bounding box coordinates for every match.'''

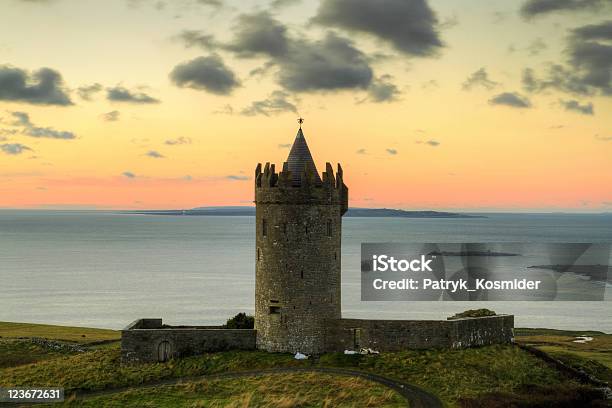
[241,90,297,116]
[416,139,440,146]
[227,11,290,58]
[560,99,594,114]
[1,143,32,155]
[176,30,218,51]
[356,148,367,154]
[462,68,499,91]
[102,110,120,121]
[314,0,443,57]
[122,171,136,178]
[227,175,249,180]
[523,21,612,96]
[107,86,159,104]
[175,11,374,93]
[11,111,76,139]
[170,55,240,95]
[278,32,373,92]
[165,136,192,145]
[367,75,401,102]
[386,148,398,155]
[520,0,608,19]
[77,83,103,100]
[146,150,165,158]
[0,65,72,105]
[488,92,532,108]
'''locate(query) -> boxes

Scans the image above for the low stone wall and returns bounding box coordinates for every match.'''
[121,319,256,364]
[325,315,513,352]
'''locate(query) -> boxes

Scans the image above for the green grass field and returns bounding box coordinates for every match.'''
[514,327,612,384]
[55,373,405,408]
[0,322,609,407]
[0,322,119,343]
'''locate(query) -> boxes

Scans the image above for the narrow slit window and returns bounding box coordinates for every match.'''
[262,219,267,237]
[269,306,281,314]
[327,219,332,237]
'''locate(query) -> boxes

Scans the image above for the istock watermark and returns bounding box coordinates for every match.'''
[361,243,611,301]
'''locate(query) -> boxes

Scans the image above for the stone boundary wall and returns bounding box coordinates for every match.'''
[121,319,256,364]
[325,315,514,352]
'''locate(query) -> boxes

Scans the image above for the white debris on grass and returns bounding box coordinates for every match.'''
[573,336,594,343]
[359,348,380,355]
[344,350,357,355]
[294,352,308,360]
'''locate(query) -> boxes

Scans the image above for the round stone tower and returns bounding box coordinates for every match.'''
[254,123,348,354]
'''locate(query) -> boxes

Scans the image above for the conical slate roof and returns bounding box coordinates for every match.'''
[286,128,321,185]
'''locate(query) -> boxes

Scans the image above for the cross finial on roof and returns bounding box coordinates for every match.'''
[297,117,304,129]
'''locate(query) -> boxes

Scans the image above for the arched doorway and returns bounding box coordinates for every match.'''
[157,340,172,362]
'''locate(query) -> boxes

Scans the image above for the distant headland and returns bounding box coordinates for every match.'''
[125,206,485,218]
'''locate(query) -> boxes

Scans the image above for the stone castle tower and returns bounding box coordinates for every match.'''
[254,122,348,354]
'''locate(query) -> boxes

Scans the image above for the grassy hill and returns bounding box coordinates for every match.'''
[0,322,609,407]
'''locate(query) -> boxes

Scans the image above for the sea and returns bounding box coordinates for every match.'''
[1,210,611,332]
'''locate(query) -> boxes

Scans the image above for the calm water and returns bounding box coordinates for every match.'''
[1,211,611,332]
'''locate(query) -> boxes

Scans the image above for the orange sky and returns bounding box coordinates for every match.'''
[0,0,610,211]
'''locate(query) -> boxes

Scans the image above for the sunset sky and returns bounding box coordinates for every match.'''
[0,0,610,211]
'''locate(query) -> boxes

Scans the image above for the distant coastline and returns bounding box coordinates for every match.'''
[125,206,486,219]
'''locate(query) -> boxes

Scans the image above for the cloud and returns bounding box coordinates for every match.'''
[107,86,159,104]
[122,171,136,178]
[1,143,32,155]
[77,83,103,100]
[560,99,594,114]
[367,75,401,102]
[165,136,192,145]
[595,134,612,141]
[416,139,440,146]
[241,90,297,116]
[183,175,193,181]
[175,30,218,51]
[146,150,165,158]
[278,32,373,92]
[101,110,120,121]
[227,175,249,180]
[526,38,547,56]
[11,111,76,139]
[270,0,301,7]
[313,0,443,57]
[356,148,367,154]
[488,92,532,108]
[462,68,499,91]
[226,11,290,58]
[386,148,398,155]
[520,0,608,19]
[522,21,612,96]
[170,55,240,95]
[175,11,374,94]
[0,65,72,105]
[278,143,291,148]
[196,0,222,7]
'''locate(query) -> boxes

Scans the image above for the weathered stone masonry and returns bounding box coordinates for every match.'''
[121,319,255,364]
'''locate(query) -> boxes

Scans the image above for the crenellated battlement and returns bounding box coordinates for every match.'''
[255,161,348,214]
